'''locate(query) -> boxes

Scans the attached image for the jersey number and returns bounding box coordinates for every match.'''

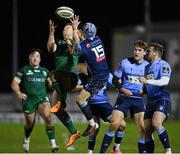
[92,45,105,62]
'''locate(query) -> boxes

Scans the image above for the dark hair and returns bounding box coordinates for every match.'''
[27,48,42,56]
[148,42,164,56]
[134,40,148,50]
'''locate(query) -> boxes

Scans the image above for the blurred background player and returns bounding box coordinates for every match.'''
[100,40,148,153]
[47,15,84,147]
[72,20,111,136]
[11,48,59,152]
[139,42,172,154]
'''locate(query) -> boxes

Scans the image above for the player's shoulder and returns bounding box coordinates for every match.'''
[21,65,31,71]
[143,59,149,65]
[159,59,171,67]
[125,57,135,63]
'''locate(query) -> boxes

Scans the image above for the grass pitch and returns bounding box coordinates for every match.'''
[0,120,180,153]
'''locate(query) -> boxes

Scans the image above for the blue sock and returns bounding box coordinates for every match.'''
[79,101,92,120]
[115,131,124,144]
[157,127,170,149]
[88,134,96,150]
[138,137,146,153]
[145,137,155,153]
[100,131,115,153]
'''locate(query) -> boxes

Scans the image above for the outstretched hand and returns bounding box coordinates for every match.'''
[70,15,81,30]
[49,20,57,35]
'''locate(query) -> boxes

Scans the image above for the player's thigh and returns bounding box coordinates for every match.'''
[38,102,51,119]
[52,90,58,105]
[77,63,88,75]
[134,112,145,128]
[76,89,91,104]
[152,111,165,129]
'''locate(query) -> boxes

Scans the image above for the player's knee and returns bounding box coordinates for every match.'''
[44,116,52,125]
[152,119,162,131]
[110,120,121,131]
[119,121,126,131]
[76,95,83,104]
[76,92,90,104]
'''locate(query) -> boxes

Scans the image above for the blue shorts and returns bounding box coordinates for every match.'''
[89,102,113,122]
[144,99,171,120]
[85,79,107,97]
[114,95,145,117]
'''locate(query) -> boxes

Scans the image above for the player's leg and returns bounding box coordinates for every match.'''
[38,101,59,152]
[134,112,146,153]
[96,102,126,154]
[77,63,88,76]
[22,99,37,152]
[144,118,155,153]
[76,89,99,136]
[55,109,80,147]
[23,113,36,152]
[88,116,100,154]
[100,110,124,153]
[152,99,172,154]
[112,120,126,154]
[50,70,78,110]
[49,70,64,106]
[51,91,80,147]
[100,96,129,153]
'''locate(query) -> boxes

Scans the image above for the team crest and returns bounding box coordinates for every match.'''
[42,71,47,76]
[162,66,169,74]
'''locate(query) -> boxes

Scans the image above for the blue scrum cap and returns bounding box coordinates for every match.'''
[83,22,97,39]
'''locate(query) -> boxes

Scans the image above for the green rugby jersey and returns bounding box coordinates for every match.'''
[54,39,79,73]
[15,65,49,97]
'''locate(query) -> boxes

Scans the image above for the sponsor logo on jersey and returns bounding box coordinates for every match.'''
[86,43,91,48]
[127,75,141,84]
[34,70,40,72]
[26,70,33,75]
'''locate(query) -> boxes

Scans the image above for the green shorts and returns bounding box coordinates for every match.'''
[22,96,50,114]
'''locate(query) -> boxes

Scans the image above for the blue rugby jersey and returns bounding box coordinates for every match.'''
[88,85,109,104]
[88,73,114,104]
[145,59,171,101]
[77,36,110,81]
[114,57,149,96]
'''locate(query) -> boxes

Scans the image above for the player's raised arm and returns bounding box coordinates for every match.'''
[47,20,57,53]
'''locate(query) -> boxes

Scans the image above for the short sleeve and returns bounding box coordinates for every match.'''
[14,67,24,82]
[160,62,171,78]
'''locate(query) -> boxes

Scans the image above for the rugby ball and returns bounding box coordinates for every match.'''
[55,6,74,20]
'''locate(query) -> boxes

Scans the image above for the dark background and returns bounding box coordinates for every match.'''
[1,0,180,92]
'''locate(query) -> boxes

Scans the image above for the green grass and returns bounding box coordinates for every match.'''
[0,120,180,153]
